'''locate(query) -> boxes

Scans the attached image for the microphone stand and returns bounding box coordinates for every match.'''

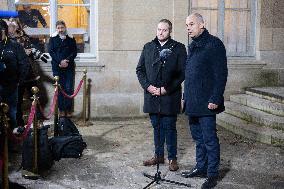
[143,60,190,189]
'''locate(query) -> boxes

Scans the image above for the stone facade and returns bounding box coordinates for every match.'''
[0,0,283,118]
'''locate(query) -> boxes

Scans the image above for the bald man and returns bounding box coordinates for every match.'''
[181,13,228,189]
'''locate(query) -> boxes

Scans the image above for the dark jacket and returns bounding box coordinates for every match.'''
[184,29,228,116]
[48,34,77,76]
[136,37,187,115]
[0,38,29,93]
[19,9,47,28]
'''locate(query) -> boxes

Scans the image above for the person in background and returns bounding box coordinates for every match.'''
[0,19,28,130]
[18,4,47,52]
[136,19,186,171]
[48,20,77,118]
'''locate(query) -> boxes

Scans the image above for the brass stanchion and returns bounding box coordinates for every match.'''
[1,103,10,189]
[82,69,87,126]
[22,87,40,179]
[53,76,59,136]
[31,87,39,175]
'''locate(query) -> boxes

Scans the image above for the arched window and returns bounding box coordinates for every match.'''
[190,0,257,57]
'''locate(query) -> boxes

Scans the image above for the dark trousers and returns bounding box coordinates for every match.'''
[188,115,220,177]
[150,114,177,160]
[58,69,74,112]
[0,86,18,129]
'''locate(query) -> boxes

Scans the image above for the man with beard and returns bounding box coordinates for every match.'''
[48,20,77,118]
[136,19,186,171]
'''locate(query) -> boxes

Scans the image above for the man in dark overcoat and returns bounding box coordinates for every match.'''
[181,13,228,189]
[48,20,77,117]
[136,19,187,171]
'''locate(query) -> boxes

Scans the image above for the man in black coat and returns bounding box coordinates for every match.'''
[181,13,228,189]
[136,19,187,171]
[0,19,29,129]
[48,20,77,117]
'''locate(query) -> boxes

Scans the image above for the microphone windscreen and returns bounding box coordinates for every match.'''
[0,10,18,18]
[159,48,172,61]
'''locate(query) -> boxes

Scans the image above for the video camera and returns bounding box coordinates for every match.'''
[27,44,49,63]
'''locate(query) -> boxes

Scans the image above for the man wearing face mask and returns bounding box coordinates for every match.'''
[136,19,186,171]
[0,19,29,130]
[181,13,228,189]
[48,20,77,118]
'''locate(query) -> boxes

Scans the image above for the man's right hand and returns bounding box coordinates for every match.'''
[147,85,158,95]
[59,59,69,68]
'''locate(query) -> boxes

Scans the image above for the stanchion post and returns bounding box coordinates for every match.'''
[83,69,87,125]
[1,103,10,189]
[53,76,59,136]
[31,87,39,175]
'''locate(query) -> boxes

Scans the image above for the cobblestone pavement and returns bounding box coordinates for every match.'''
[8,116,284,189]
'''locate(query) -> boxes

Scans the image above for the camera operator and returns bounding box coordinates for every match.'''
[8,19,48,128]
[0,19,29,130]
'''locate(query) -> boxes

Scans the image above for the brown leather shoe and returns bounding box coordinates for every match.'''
[169,159,179,171]
[143,156,164,166]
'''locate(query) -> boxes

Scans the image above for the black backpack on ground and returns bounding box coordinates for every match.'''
[21,125,53,172]
[49,135,87,161]
[58,117,80,136]
[49,117,87,161]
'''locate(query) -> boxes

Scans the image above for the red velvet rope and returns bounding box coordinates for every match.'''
[38,88,58,120]
[59,79,84,99]
[8,102,36,143]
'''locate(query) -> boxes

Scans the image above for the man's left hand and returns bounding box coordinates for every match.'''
[208,103,218,110]
[153,87,167,96]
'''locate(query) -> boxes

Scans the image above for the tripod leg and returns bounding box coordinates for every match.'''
[143,179,156,189]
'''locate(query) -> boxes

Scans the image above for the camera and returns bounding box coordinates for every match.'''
[0,61,6,72]
[27,44,49,63]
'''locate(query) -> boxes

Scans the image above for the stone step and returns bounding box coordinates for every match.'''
[230,94,284,116]
[245,87,284,104]
[217,112,284,145]
[224,101,284,131]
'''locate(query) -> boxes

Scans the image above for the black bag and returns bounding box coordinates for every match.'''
[58,117,80,136]
[21,125,53,172]
[49,136,87,161]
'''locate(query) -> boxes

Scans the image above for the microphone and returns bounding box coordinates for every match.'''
[159,48,172,62]
[0,10,18,18]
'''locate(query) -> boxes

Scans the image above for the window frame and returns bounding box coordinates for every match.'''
[189,0,257,57]
[15,0,98,61]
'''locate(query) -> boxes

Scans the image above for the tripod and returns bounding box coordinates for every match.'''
[143,60,190,188]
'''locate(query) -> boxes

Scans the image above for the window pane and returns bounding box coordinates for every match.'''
[58,0,89,4]
[224,9,252,56]
[15,3,50,53]
[192,0,218,8]
[15,0,49,3]
[57,5,90,53]
[225,0,250,8]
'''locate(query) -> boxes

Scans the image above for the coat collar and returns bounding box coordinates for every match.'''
[188,29,209,50]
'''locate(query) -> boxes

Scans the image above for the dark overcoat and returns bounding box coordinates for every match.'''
[184,29,228,116]
[136,37,187,115]
[48,34,77,76]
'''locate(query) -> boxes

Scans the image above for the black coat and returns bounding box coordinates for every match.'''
[184,29,228,116]
[19,9,47,28]
[136,37,187,115]
[0,38,29,93]
[48,34,77,76]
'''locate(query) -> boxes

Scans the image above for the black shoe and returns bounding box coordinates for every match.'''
[181,168,207,178]
[201,176,218,189]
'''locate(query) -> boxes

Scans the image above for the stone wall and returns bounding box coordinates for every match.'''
[0,0,283,118]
